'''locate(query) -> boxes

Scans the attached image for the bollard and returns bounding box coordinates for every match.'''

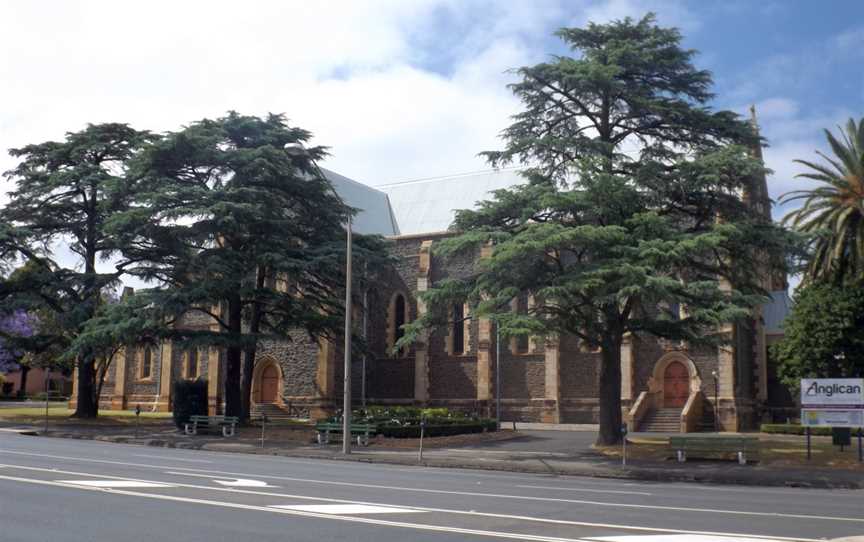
[260,414,267,449]
[418,415,427,463]
[858,428,862,463]
[621,424,628,466]
[134,404,141,438]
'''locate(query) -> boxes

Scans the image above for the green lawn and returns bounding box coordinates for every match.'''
[597,434,864,470]
[0,406,172,424]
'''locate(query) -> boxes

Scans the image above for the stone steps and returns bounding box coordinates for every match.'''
[639,408,682,432]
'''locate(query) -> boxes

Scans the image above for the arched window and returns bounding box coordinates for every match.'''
[140,347,152,379]
[510,294,533,355]
[387,292,411,355]
[452,303,465,355]
[394,294,406,343]
[186,349,199,379]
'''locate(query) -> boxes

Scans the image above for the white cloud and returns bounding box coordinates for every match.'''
[0,0,582,194]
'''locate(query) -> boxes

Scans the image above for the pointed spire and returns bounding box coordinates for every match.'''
[748,104,764,162]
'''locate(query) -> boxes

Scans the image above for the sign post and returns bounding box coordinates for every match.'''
[800,378,864,460]
[621,424,628,466]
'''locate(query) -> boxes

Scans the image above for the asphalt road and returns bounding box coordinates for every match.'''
[0,432,862,542]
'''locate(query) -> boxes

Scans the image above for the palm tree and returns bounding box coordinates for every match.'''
[782,117,864,284]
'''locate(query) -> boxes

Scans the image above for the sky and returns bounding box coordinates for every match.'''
[1,0,862,221]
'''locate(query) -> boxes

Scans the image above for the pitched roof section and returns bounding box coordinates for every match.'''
[764,290,792,335]
[320,168,400,236]
[376,169,527,236]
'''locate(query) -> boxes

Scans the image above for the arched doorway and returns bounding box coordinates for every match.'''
[252,358,283,405]
[664,361,690,407]
[260,364,280,403]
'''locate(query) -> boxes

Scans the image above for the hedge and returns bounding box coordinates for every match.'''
[761,424,862,436]
[378,419,498,439]
[172,378,208,429]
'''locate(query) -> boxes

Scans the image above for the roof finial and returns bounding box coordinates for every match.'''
[749,104,759,129]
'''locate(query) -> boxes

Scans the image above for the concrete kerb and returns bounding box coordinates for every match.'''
[21,428,864,490]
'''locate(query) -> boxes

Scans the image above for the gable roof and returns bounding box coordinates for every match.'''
[321,168,399,236]
[376,169,526,236]
[764,290,792,335]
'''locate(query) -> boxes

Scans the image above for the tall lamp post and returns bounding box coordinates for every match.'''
[711,370,719,433]
[342,216,353,455]
[495,325,501,431]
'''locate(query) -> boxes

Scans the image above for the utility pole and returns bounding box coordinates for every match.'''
[342,217,353,455]
[711,370,719,432]
[495,325,501,430]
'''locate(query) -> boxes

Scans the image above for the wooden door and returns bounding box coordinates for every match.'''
[663,361,689,408]
[260,365,279,403]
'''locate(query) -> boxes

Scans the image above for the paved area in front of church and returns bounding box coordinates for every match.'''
[1,431,862,542]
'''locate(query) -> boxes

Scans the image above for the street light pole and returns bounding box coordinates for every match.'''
[711,370,719,433]
[495,325,501,431]
[342,217,353,455]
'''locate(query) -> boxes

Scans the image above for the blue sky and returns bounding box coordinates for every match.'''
[1,0,862,221]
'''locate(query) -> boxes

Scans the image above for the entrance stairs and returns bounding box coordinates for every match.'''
[639,408,682,432]
[251,402,298,424]
[638,403,717,432]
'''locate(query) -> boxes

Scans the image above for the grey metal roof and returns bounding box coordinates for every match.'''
[321,168,399,236]
[376,169,527,235]
[764,290,792,334]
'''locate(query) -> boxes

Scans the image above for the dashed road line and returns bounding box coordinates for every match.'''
[0,462,819,541]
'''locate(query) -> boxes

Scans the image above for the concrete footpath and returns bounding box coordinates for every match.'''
[2,421,863,490]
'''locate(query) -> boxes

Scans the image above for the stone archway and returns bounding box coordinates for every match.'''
[647,351,702,408]
[251,357,283,405]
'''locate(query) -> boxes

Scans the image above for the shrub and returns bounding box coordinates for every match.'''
[334,405,496,438]
[172,378,208,429]
[378,419,498,439]
[760,423,862,436]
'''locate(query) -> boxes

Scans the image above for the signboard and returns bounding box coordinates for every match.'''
[802,409,864,428]
[800,378,864,428]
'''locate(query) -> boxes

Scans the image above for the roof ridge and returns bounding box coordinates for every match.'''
[375,166,525,188]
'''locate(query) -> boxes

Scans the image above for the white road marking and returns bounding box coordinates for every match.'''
[589,537,774,542]
[516,485,651,496]
[443,449,571,457]
[216,478,272,487]
[0,462,818,542]
[0,449,860,525]
[271,504,424,515]
[57,479,173,488]
[165,471,277,487]
[131,454,212,463]
[0,473,613,542]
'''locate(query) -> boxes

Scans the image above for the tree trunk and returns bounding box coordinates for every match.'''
[223,294,243,418]
[18,365,30,398]
[241,267,266,423]
[72,357,99,418]
[595,334,623,446]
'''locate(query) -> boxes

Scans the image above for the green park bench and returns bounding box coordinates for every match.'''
[184,415,239,437]
[669,435,759,465]
[315,421,376,446]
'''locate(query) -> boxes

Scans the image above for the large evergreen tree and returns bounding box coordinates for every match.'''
[772,281,864,388]
[104,112,386,420]
[400,15,789,445]
[0,124,153,417]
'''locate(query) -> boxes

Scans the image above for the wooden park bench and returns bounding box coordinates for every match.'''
[315,421,376,446]
[184,415,239,437]
[669,435,759,465]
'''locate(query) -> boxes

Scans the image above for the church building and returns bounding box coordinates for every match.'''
[73,159,794,432]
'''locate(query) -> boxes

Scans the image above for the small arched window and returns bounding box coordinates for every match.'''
[186,349,199,379]
[388,292,411,355]
[394,294,406,343]
[452,303,465,355]
[140,347,152,379]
